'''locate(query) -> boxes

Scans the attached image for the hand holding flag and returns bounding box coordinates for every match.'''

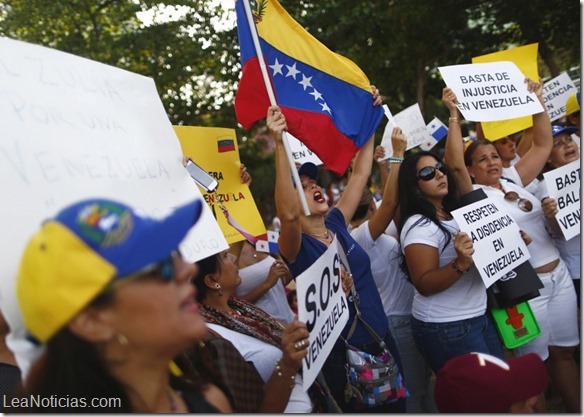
[234,0,383,176]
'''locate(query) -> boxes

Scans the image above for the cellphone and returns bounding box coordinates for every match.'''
[185,159,219,193]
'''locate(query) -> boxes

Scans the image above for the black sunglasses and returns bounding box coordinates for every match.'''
[417,162,448,182]
[102,250,181,294]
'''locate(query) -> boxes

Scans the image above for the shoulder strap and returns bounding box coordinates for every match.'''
[336,240,387,351]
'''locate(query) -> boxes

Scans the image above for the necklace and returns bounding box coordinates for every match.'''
[307,228,329,239]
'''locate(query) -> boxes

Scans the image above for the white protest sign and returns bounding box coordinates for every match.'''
[438,61,544,122]
[451,199,530,288]
[296,236,349,390]
[543,160,581,240]
[380,103,432,156]
[287,132,323,166]
[0,38,227,376]
[542,72,577,122]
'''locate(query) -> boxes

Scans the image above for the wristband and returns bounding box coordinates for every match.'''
[388,156,404,164]
[448,116,460,124]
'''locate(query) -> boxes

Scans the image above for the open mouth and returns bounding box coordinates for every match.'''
[313,190,326,203]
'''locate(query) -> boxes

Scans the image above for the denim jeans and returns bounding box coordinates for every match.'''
[411,314,504,373]
[321,330,406,413]
[387,314,437,413]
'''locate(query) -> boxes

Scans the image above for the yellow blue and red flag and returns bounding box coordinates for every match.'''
[234,0,383,175]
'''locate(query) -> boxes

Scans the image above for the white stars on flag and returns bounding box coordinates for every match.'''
[285,62,300,79]
[269,58,283,76]
[270,57,332,115]
[299,74,313,91]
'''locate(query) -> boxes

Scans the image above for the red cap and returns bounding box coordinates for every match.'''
[435,352,548,413]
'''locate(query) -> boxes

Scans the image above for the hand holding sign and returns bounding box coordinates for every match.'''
[279,319,310,381]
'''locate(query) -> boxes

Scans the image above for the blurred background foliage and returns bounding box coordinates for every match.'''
[0,0,580,222]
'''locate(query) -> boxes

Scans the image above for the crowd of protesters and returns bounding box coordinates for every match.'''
[0,72,580,414]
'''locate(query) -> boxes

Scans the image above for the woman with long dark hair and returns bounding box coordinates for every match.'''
[397,150,505,373]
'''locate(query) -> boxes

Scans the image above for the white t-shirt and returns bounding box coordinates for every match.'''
[475,180,559,269]
[400,215,487,322]
[236,256,295,323]
[351,221,413,316]
[207,323,312,413]
[532,181,580,279]
[502,164,540,195]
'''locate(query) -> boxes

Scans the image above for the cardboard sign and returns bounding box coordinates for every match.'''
[379,103,432,157]
[296,236,349,390]
[451,199,531,288]
[174,126,266,244]
[472,43,539,140]
[439,61,543,123]
[543,160,581,240]
[542,72,578,122]
[0,38,225,376]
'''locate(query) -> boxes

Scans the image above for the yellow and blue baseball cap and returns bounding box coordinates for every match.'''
[566,91,580,116]
[17,198,203,343]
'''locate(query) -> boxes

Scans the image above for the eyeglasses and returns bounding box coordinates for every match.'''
[504,191,533,212]
[102,250,181,294]
[417,162,448,181]
[553,135,574,148]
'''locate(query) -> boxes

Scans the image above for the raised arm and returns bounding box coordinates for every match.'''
[268,106,302,262]
[513,78,553,186]
[374,145,390,197]
[442,87,473,196]
[336,85,382,224]
[367,127,406,240]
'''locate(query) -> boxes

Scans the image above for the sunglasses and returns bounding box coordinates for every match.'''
[417,162,448,182]
[504,191,533,212]
[102,250,181,294]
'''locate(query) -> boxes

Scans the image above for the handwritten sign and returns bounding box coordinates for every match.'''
[379,103,432,157]
[451,200,531,287]
[543,160,581,240]
[174,126,266,244]
[439,61,543,122]
[0,38,225,376]
[472,43,539,140]
[287,132,323,166]
[543,72,577,122]
[296,236,349,390]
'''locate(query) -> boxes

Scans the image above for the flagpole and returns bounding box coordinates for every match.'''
[241,0,311,216]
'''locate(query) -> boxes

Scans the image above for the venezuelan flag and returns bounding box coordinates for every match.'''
[234,0,383,175]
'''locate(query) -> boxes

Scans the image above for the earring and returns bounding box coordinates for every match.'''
[104,333,130,364]
[215,283,223,296]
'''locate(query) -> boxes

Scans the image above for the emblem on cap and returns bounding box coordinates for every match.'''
[77,202,133,247]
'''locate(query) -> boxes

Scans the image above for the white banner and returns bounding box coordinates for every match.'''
[451,199,531,288]
[438,61,544,122]
[296,236,349,390]
[0,38,227,376]
[543,160,581,240]
[542,72,577,122]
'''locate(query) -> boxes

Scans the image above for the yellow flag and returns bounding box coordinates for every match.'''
[174,126,266,244]
[472,43,539,140]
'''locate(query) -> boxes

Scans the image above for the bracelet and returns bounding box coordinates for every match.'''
[275,359,296,389]
[448,116,460,124]
[451,259,469,274]
[388,156,404,164]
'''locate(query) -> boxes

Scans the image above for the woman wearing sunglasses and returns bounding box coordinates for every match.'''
[443,82,580,412]
[15,198,231,412]
[397,149,505,374]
